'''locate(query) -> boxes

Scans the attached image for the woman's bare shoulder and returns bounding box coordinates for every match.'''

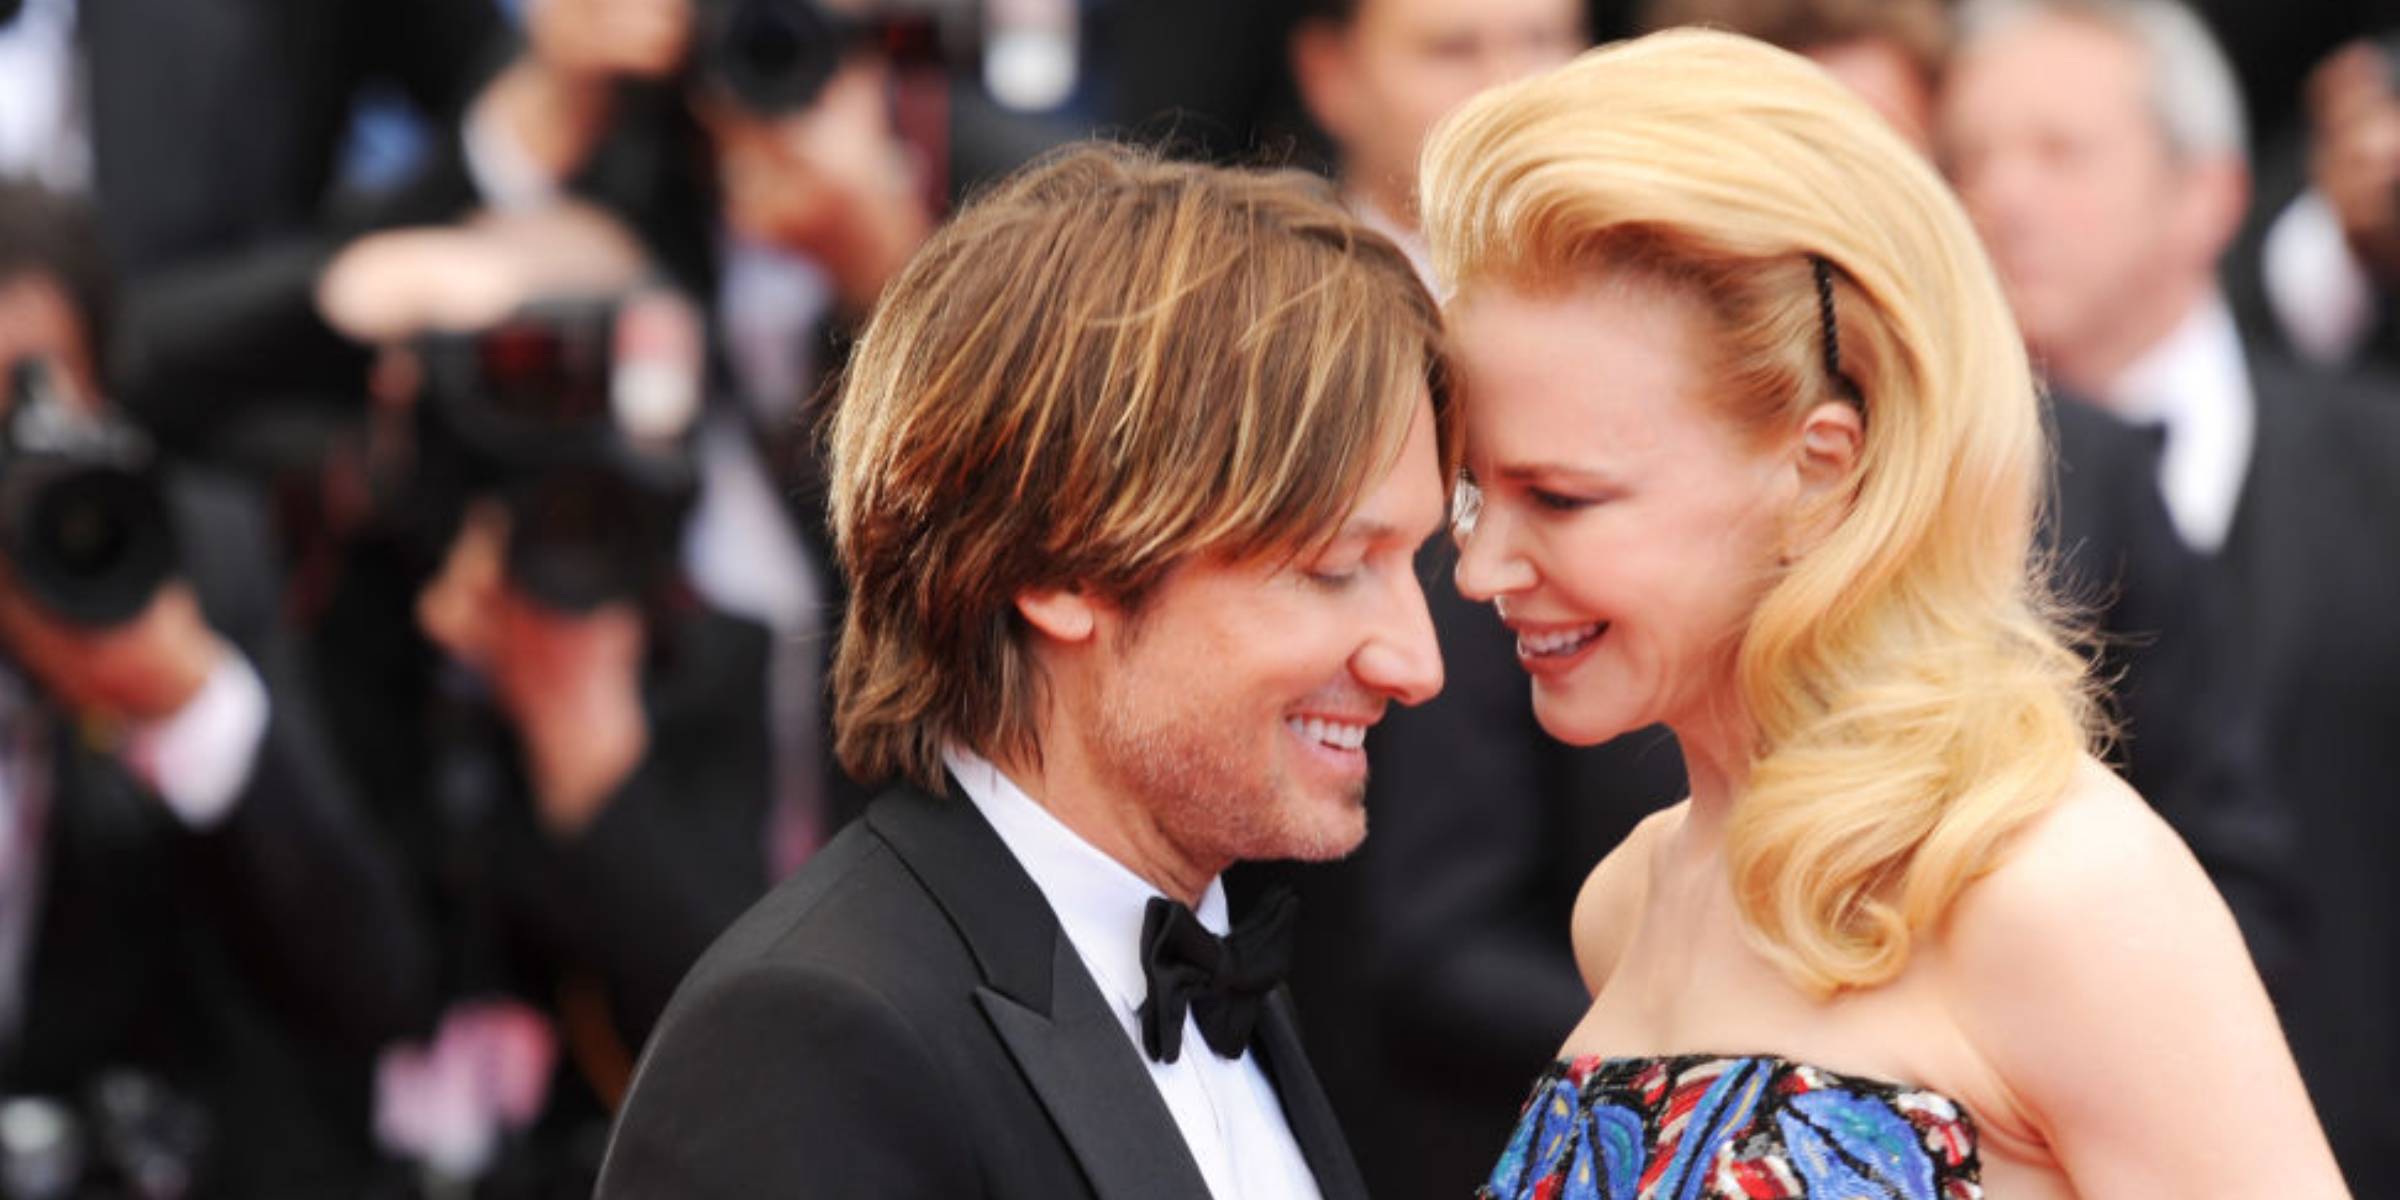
[1945,757,2201,961]
[1570,802,1683,996]
[1933,758,2341,1192]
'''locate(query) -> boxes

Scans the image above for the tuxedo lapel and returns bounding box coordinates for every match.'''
[1250,988,1369,1200]
[867,785,1213,1200]
[2219,369,2316,701]
[977,943,1215,1200]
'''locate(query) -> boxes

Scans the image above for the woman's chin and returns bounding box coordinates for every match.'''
[1530,690,1645,748]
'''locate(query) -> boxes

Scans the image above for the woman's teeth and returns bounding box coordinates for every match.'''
[1519,623,1604,658]
[1286,717,1368,751]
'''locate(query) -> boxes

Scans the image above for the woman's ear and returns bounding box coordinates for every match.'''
[1782,400,1864,559]
[1795,400,1864,497]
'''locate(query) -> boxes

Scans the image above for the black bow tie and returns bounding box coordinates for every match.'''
[1137,885,1298,1064]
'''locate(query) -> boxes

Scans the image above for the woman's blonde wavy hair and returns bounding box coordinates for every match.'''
[1420,29,2099,995]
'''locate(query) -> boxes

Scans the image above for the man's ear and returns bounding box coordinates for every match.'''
[1015,587,1099,644]
[1290,19,1357,146]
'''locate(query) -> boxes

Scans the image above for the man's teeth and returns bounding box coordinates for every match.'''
[1518,623,1604,658]
[1286,717,1368,751]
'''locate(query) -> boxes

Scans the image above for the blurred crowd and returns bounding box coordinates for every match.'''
[0,0,2394,1196]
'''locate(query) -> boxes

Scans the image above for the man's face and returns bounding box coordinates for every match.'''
[1939,14,2199,369]
[1300,0,1584,217]
[1071,396,1447,867]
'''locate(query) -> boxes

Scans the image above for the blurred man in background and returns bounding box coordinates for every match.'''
[1943,0,2400,1182]
[1291,0,1585,279]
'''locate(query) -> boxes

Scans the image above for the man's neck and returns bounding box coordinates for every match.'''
[2042,275,2213,403]
[986,739,1219,907]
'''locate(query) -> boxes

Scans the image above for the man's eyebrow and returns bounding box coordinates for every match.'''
[1321,518,1404,546]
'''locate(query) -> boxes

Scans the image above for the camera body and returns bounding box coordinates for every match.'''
[0,361,175,629]
[411,292,703,614]
[690,0,950,115]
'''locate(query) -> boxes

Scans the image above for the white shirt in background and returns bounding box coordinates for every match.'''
[2102,293,2258,555]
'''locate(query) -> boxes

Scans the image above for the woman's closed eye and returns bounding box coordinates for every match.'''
[1530,488,1600,512]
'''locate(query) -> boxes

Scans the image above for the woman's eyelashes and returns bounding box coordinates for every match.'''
[1529,487,1598,512]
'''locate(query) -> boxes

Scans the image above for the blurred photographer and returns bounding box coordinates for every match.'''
[471,0,937,370]
[313,209,778,1197]
[0,181,434,1198]
[336,0,957,882]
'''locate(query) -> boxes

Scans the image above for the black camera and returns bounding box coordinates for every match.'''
[693,0,851,115]
[411,291,703,614]
[0,361,175,628]
[690,0,948,115]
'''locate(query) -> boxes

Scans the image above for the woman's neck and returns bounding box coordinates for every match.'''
[1669,702,1754,853]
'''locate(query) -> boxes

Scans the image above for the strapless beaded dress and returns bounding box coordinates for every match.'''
[1480,1053,1981,1199]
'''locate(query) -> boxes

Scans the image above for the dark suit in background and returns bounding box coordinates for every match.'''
[2044,395,2304,989]
[599,782,1367,1200]
[2220,357,2400,1180]
[302,533,777,1192]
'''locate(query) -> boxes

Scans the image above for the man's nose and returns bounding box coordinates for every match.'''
[1353,566,1444,706]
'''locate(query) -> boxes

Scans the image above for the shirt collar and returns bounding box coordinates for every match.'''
[2104,292,2249,429]
[2098,292,2256,552]
[942,746,1230,1019]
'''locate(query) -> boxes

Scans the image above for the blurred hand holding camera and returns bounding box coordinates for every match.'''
[0,361,211,727]
[2309,40,2400,282]
[418,502,649,838]
[316,204,650,347]
[706,57,932,312]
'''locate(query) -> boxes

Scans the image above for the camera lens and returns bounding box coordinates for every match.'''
[707,0,843,115]
[41,487,129,576]
[9,467,174,628]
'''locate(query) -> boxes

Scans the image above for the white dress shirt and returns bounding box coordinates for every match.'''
[2102,293,2257,555]
[943,747,1325,1200]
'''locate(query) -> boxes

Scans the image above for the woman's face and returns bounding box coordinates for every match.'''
[1449,276,1800,747]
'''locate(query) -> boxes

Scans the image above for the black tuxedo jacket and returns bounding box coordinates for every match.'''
[596,782,1368,1200]
[2218,356,2400,1181]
